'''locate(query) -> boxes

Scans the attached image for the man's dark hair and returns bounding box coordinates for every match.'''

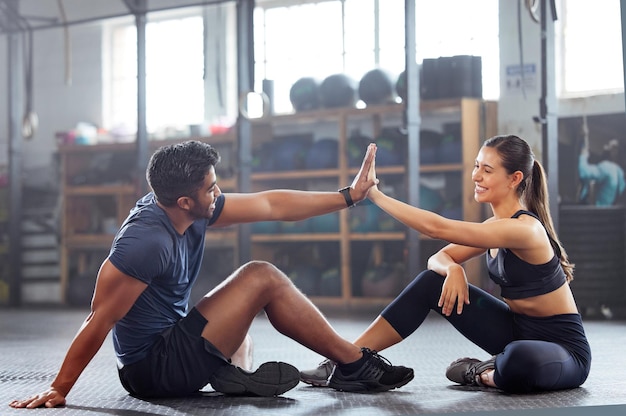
[146,140,221,207]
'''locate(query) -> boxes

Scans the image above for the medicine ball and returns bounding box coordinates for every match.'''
[361,262,404,298]
[66,272,96,307]
[420,129,443,165]
[251,221,279,234]
[378,205,402,231]
[440,202,463,220]
[439,134,462,163]
[251,142,275,172]
[350,200,379,232]
[397,60,437,101]
[309,212,339,233]
[319,73,358,108]
[396,69,425,102]
[290,77,321,112]
[375,127,406,166]
[358,68,396,106]
[288,265,319,296]
[395,71,407,102]
[420,183,444,212]
[421,58,440,99]
[346,132,373,167]
[319,267,341,296]
[305,138,339,169]
[272,136,310,171]
[280,219,310,234]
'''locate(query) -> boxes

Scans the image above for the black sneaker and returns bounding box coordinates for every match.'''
[209,361,300,396]
[328,348,414,392]
[445,356,496,386]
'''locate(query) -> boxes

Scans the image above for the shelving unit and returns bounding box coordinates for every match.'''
[58,133,238,304]
[248,98,497,308]
[58,142,135,304]
[0,182,8,305]
[57,99,496,307]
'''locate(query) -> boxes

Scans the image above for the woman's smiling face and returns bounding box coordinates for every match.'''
[472,146,518,204]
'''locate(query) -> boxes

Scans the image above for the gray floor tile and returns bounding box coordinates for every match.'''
[1,308,625,415]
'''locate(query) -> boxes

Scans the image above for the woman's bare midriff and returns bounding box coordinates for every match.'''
[504,283,580,316]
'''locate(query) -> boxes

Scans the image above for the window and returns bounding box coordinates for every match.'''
[254,1,345,115]
[254,0,500,114]
[414,1,499,99]
[557,0,624,96]
[104,13,204,134]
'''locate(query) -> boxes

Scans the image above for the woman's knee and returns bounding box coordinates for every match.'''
[404,269,444,296]
[495,341,570,392]
[380,269,443,338]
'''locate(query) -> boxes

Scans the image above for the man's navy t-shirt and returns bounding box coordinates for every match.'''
[109,192,225,366]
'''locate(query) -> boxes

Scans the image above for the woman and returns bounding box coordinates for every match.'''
[302,135,591,393]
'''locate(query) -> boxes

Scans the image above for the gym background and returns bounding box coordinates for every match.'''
[0,0,625,319]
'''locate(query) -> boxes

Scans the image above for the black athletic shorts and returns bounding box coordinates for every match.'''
[117,307,229,398]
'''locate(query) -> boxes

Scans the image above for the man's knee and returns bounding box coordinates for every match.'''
[237,260,291,288]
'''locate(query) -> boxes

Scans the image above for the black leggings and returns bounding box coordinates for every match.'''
[381,270,592,393]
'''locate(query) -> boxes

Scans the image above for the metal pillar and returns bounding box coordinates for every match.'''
[621,0,626,110]
[236,0,255,263]
[405,0,421,276]
[539,0,559,230]
[133,0,149,194]
[7,0,23,306]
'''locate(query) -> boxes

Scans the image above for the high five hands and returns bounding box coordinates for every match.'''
[350,143,380,202]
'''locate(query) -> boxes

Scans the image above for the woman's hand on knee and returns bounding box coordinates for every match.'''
[438,272,470,316]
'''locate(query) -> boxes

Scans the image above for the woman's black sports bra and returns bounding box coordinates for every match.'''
[486,210,567,299]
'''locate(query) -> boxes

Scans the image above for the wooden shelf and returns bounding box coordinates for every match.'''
[252,233,341,243]
[349,232,406,241]
[205,230,238,246]
[58,142,136,154]
[65,234,115,248]
[248,98,497,305]
[58,135,239,304]
[64,184,136,196]
[254,99,476,124]
[252,169,340,181]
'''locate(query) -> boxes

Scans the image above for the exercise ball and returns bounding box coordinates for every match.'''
[361,262,404,298]
[395,71,407,102]
[319,73,358,108]
[251,221,279,234]
[309,212,339,233]
[251,142,275,172]
[290,77,321,112]
[350,200,379,232]
[396,68,426,102]
[375,128,406,166]
[272,136,310,171]
[288,265,319,296]
[420,184,444,212]
[420,129,443,165]
[439,134,462,163]
[319,267,341,297]
[377,205,402,232]
[346,132,374,167]
[280,219,310,234]
[358,68,396,106]
[305,138,339,169]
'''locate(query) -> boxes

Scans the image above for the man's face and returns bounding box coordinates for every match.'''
[188,167,221,219]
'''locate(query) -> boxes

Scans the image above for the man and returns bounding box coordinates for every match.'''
[10,141,413,409]
[579,139,625,206]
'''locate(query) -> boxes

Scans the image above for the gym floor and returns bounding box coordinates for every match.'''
[1,307,625,416]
